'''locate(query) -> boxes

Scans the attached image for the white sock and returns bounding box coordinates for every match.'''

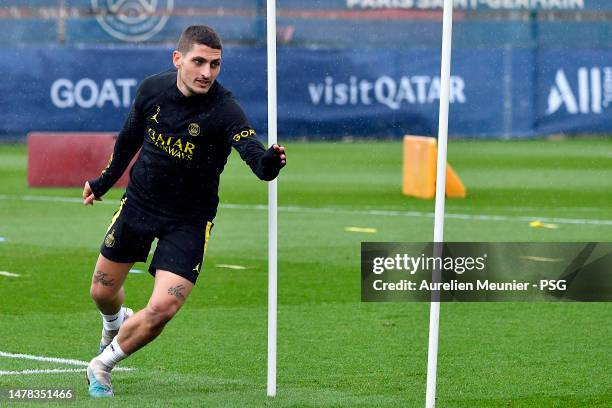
[101,307,125,331]
[98,337,127,369]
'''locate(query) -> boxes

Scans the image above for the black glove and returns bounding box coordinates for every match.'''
[261,146,286,169]
[258,145,286,181]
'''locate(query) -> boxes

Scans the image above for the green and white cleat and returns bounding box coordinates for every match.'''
[99,307,133,354]
[86,358,113,398]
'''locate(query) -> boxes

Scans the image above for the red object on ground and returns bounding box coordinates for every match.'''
[27,132,137,187]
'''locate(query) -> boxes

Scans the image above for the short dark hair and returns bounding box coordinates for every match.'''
[177,25,222,54]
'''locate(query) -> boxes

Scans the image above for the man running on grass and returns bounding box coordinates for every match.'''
[82,25,286,397]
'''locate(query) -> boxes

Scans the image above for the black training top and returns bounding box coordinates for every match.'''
[88,70,280,220]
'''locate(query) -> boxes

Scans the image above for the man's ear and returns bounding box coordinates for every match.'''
[172,50,182,69]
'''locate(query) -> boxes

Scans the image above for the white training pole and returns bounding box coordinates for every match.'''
[266,0,278,398]
[425,0,454,407]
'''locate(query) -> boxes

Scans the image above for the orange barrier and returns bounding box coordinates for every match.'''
[27,132,135,187]
[402,135,466,199]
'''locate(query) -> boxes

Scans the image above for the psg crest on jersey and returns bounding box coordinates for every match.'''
[91,0,174,42]
[105,229,116,248]
[188,123,200,137]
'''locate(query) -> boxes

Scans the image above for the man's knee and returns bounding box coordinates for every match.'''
[90,273,121,304]
[90,283,117,304]
[144,300,180,330]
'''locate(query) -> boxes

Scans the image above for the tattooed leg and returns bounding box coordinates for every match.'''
[167,284,186,301]
[90,254,133,314]
[114,270,193,355]
[94,270,115,287]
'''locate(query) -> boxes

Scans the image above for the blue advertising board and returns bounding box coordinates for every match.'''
[2,1,610,48]
[535,48,612,135]
[0,45,610,138]
[279,0,612,11]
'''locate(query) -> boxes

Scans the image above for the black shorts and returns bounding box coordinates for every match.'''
[100,196,214,284]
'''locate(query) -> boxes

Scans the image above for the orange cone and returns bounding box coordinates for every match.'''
[402,135,466,199]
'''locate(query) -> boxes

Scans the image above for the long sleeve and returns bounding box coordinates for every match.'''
[232,130,282,181]
[88,90,145,198]
[223,99,282,181]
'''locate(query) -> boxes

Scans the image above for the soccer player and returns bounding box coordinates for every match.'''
[82,25,286,397]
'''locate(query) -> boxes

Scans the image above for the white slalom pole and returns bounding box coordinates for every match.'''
[425,0,454,407]
[266,0,278,398]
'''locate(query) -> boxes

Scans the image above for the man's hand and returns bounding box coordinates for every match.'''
[256,144,287,181]
[271,144,286,167]
[82,181,102,206]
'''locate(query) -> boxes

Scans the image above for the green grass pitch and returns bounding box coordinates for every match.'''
[0,139,611,407]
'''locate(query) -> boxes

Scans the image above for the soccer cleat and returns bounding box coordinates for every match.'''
[99,307,133,354]
[86,358,113,398]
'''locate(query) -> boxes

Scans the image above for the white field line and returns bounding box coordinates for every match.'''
[1,194,612,227]
[0,351,133,372]
[0,271,20,277]
[0,351,87,366]
[216,264,247,270]
[0,368,85,375]
[220,204,612,227]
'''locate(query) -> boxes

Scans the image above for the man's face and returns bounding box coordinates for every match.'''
[173,43,222,96]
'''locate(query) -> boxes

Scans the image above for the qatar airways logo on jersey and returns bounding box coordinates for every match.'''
[147,127,196,161]
[50,78,138,109]
[546,67,612,115]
